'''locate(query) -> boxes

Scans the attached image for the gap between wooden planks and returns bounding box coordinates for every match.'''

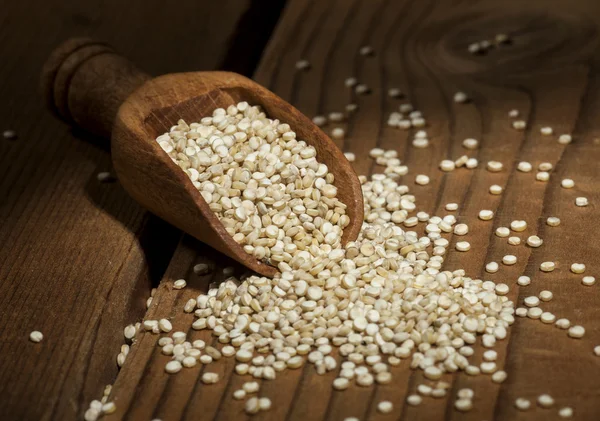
[106,0,600,420]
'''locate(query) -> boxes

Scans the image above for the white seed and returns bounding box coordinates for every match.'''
[333,377,349,390]
[517,161,533,172]
[515,398,531,411]
[462,138,478,149]
[173,279,187,289]
[355,84,370,95]
[182,356,197,368]
[486,161,503,172]
[312,116,327,127]
[424,366,442,380]
[158,319,172,333]
[485,262,499,273]
[406,395,422,406]
[412,138,429,148]
[259,397,272,411]
[345,77,358,87]
[561,178,575,188]
[524,296,540,307]
[510,220,527,232]
[456,241,471,252]
[546,217,561,226]
[582,276,596,286]
[480,361,497,374]
[344,152,356,162]
[559,407,574,418]
[540,262,556,272]
[388,88,402,98]
[491,370,507,383]
[415,174,430,185]
[346,103,358,113]
[555,318,571,329]
[454,398,473,412]
[538,394,555,408]
[445,203,458,211]
[512,120,527,130]
[29,331,43,343]
[101,402,116,414]
[558,134,572,144]
[508,236,521,246]
[540,126,553,135]
[233,389,246,400]
[568,325,585,338]
[571,263,586,274]
[527,307,543,319]
[536,171,549,181]
[359,45,374,56]
[377,401,393,413]
[124,325,137,340]
[295,60,310,70]
[97,172,113,182]
[575,197,589,207]
[3,129,17,139]
[202,372,219,384]
[331,128,345,140]
[508,109,519,118]
[539,290,553,301]
[538,162,553,171]
[495,283,509,295]
[454,92,469,103]
[165,360,182,374]
[496,227,510,237]
[440,160,456,172]
[517,276,531,286]
[245,397,260,414]
[527,235,543,248]
[502,255,517,265]
[479,210,494,220]
[454,223,469,235]
[540,312,556,324]
[489,184,503,195]
[594,346,600,356]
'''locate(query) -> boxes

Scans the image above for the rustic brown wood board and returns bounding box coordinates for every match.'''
[3,0,600,420]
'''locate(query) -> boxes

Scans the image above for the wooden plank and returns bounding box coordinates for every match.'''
[107,0,600,420]
[0,1,257,420]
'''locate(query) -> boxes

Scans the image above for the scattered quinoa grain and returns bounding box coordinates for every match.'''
[575,197,589,207]
[515,398,531,411]
[173,279,187,289]
[568,325,585,338]
[559,407,574,418]
[29,331,43,343]
[479,210,494,220]
[538,394,555,408]
[540,262,556,272]
[561,178,575,188]
[582,276,596,286]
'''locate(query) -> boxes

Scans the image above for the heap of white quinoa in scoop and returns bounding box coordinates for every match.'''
[155,102,350,267]
[138,103,517,412]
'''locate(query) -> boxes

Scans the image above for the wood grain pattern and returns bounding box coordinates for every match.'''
[105,0,600,420]
[0,1,260,420]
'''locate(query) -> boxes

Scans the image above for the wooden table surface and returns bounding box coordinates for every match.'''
[2,0,600,420]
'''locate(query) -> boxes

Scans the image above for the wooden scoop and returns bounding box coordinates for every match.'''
[42,38,364,277]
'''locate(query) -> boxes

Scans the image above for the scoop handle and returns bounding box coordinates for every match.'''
[41,38,151,137]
